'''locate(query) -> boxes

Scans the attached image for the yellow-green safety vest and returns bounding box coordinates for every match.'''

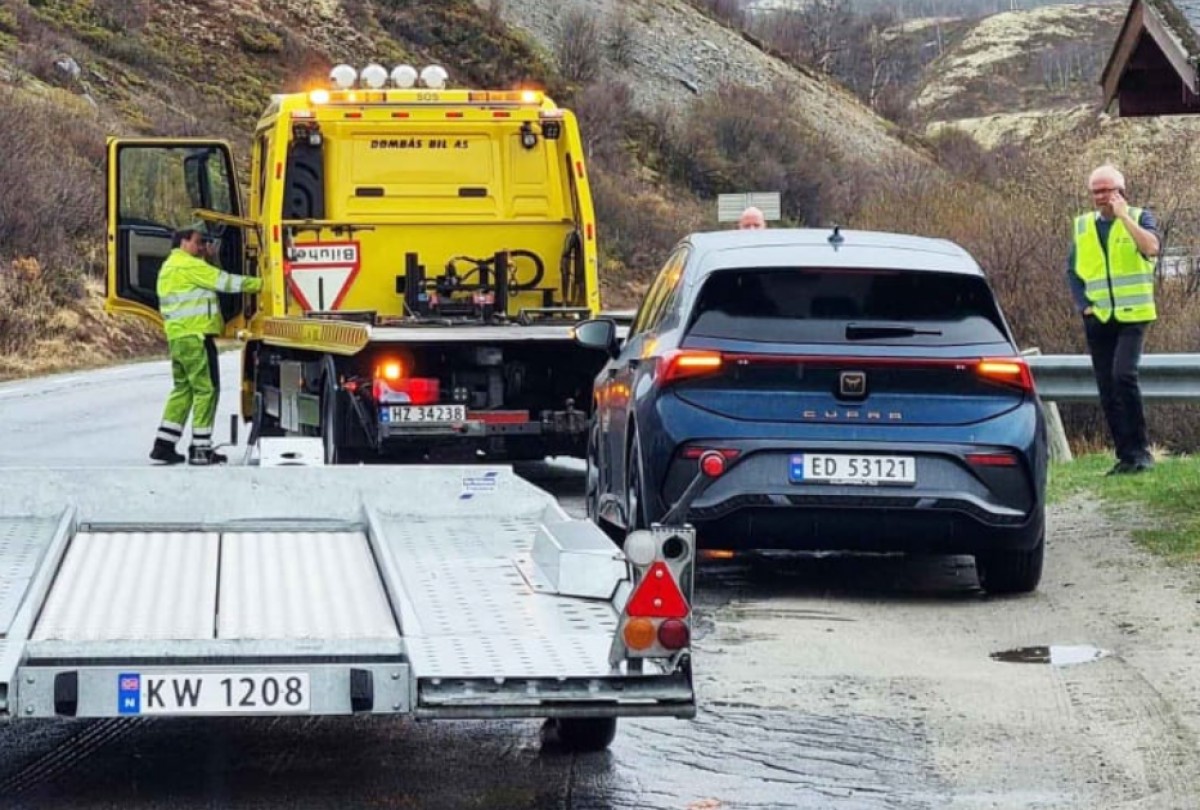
[156,249,263,340]
[1072,209,1156,324]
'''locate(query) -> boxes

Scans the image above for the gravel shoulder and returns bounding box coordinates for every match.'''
[691,493,1200,808]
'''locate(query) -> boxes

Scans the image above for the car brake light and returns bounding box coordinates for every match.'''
[976,358,1033,392]
[657,350,723,385]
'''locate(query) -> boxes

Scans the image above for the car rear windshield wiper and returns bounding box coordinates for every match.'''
[845,324,944,340]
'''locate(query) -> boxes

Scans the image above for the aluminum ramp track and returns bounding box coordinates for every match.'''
[372,513,620,679]
[0,512,73,714]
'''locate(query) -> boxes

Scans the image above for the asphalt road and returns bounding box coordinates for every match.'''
[1,357,1198,808]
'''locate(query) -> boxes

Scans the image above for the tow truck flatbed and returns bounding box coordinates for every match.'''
[0,466,694,746]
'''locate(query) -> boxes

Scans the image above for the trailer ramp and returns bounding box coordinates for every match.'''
[0,467,692,723]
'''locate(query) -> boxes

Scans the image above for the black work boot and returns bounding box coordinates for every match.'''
[188,446,228,466]
[150,440,185,465]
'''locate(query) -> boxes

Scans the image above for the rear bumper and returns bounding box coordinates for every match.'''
[688,498,1043,554]
[660,440,1044,554]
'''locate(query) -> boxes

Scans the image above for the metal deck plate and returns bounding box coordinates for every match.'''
[0,517,58,635]
[33,532,220,641]
[377,516,621,679]
[219,531,398,640]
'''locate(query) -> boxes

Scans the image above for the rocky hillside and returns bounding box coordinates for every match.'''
[909,3,1124,146]
[482,0,924,165]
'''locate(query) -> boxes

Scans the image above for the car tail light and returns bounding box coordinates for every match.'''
[373,376,440,405]
[976,358,1033,392]
[966,452,1019,467]
[657,350,722,385]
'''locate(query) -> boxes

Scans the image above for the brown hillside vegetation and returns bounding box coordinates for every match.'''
[0,0,929,379]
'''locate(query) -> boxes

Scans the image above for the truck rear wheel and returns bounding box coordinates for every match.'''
[554,717,617,752]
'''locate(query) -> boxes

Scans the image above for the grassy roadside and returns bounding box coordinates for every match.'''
[1049,454,1200,562]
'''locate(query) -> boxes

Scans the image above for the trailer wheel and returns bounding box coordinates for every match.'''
[555,717,617,752]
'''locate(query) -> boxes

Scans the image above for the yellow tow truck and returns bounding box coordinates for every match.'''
[106,63,606,463]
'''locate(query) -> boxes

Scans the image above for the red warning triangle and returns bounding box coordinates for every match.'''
[626,561,689,619]
[286,266,358,311]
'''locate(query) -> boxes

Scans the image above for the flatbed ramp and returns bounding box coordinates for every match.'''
[0,468,693,726]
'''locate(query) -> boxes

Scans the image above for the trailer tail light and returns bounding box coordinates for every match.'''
[373,376,439,405]
[609,525,694,666]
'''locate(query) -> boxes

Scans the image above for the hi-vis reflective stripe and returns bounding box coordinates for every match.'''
[1114,294,1154,306]
[160,290,211,306]
[163,305,212,321]
[1111,274,1154,288]
[1085,279,1110,292]
[216,272,249,293]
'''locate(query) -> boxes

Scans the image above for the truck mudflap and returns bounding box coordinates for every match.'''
[0,466,695,726]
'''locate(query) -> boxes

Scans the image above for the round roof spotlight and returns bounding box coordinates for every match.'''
[330,64,358,90]
[391,64,418,88]
[360,63,388,89]
[420,64,449,89]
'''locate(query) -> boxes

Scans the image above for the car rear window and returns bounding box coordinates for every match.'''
[685,267,1012,347]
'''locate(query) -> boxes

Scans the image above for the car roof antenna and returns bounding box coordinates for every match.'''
[828,224,844,248]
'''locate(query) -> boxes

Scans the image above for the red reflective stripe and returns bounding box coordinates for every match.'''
[275,162,282,180]
[392,112,410,118]
[966,453,1018,467]
[467,410,530,425]
[446,111,463,118]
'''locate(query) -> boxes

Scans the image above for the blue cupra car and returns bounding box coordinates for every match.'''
[574,228,1048,594]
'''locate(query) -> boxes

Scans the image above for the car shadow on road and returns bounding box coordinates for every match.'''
[694,552,989,605]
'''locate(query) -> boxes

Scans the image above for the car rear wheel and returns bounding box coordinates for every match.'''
[625,431,647,537]
[586,418,601,521]
[975,532,1044,595]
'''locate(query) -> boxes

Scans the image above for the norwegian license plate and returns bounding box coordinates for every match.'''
[117,671,311,716]
[790,454,916,485]
[381,405,466,424]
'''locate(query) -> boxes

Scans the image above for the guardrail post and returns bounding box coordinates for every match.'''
[1022,348,1073,462]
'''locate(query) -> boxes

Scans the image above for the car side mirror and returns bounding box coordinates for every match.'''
[573,318,619,358]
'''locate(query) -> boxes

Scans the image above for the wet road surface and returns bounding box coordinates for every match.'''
[4,359,1198,807]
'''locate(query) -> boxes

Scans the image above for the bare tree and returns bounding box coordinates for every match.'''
[556,4,603,84]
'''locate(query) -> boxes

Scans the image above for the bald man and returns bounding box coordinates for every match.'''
[1067,164,1160,475]
[738,206,766,230]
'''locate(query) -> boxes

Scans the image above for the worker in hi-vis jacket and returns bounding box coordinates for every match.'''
[150,227,262,466]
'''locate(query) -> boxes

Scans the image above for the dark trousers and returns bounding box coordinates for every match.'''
[1084,316,1149,462]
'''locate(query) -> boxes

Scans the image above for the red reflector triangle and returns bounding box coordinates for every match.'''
[626,562,689,619]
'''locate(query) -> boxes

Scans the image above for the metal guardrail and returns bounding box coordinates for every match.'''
[1027,353,1200,402]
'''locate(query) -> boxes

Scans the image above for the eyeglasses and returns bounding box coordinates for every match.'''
[1090,187,1119,195]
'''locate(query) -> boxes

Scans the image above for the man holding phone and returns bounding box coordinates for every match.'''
[1067,164,1160,475]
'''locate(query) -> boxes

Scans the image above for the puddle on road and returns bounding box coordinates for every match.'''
[990,645,1110,666]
